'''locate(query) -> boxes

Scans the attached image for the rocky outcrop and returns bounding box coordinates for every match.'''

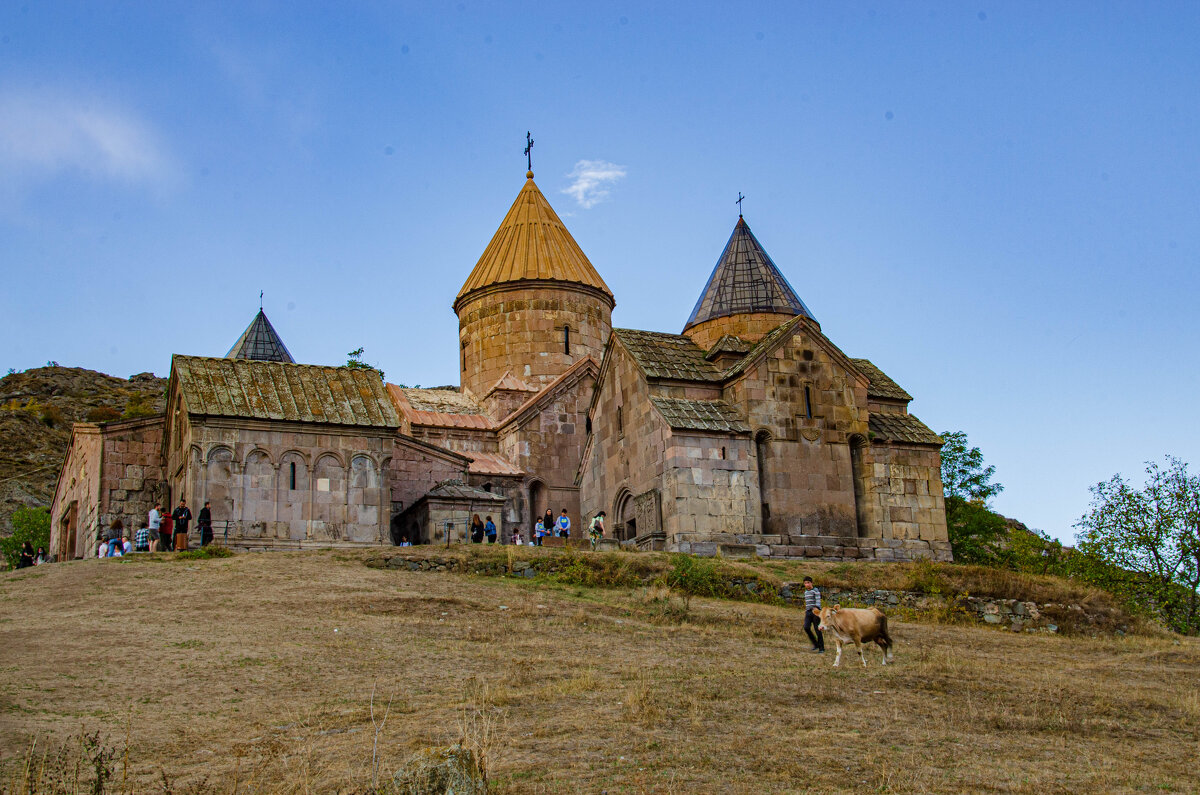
[0,367,166,535]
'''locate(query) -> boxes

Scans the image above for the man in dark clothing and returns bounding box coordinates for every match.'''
[172,499,192,551]
[198,501,213,547]
[802,576,825,653]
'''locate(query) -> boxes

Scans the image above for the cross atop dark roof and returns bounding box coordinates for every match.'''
[684,217,815,331]
[225,309,294,363]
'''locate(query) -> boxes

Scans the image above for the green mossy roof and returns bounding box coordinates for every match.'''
[868,413,941,446]
[612,328,724,382]
[851,358,913,402]
[650,396,750,433]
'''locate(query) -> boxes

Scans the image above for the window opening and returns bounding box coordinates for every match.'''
[564,326,571,355]
[461,341,468,372]
[804,386,813,419]
[720,446,727,460]
[617,406,624,437]
[289,462,296,490]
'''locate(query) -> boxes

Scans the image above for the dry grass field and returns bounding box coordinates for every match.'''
[1,549,1198,794]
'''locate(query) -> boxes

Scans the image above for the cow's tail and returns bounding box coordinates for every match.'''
[878,613,895,659]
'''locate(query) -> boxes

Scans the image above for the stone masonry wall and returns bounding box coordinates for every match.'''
[683,312,799,350]
[97,419,165,540]
[579,345,669,530]
[723,321,870,539]
[457,284,611,400]
[661,432,758,541]
[867,443,947,543]
[49,425,103,560]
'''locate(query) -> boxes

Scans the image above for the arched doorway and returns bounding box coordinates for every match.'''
[615,490,637,542]
[528,480,547,531]
[849,434,869,538]
[755,430,772,533]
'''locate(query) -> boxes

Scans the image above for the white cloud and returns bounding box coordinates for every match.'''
[0,90,178,189]
[562,159,627,209]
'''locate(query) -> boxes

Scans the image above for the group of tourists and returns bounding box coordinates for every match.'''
[95,498,215,557]
[14,542,49,568]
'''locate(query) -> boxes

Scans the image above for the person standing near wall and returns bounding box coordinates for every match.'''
[589,511,605,551]
[484,516,497,544]
[148,503,162,552]
[803,576,825,654]
[198,501,213,547]
[172,499,192,551]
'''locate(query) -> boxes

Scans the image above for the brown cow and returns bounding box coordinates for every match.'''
[815,605,894,667]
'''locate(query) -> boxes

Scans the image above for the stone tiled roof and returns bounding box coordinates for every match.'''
[684,216,815,330]
[455,175,613,306]
[425,480,506,501]
[466,452,524,476]
[650,397,750,433]
[704,334,753,360]
[612,328,723,382]
[721,315,806,379]
[868,413,942,446]
[852,359,913,401]
[486,371,538,394]
[172,356,400,427]
[397,387,485,414]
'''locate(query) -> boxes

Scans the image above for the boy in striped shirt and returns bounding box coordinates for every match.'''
[803,576,825,653]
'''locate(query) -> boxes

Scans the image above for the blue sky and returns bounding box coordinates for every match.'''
[2,2,1197,542]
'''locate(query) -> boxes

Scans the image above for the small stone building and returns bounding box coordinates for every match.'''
[50,164,949,561]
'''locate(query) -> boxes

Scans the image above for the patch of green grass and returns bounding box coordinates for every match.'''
[176,545,235,561]
[170,639,204,649]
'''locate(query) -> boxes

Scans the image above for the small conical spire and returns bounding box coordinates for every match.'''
[683,215,814,331]
[226,308,295,363]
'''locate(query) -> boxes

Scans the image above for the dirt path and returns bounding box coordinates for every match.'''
[1,551,1197,793]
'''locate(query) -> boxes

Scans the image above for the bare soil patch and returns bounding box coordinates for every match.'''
[1,550,1197,793]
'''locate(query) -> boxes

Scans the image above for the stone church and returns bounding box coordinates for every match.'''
[50,165,950,562]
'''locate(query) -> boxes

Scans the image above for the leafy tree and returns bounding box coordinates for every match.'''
[940,430,1003,501]
[1075,457,1200,634]
[939,430,1006,563]
[345,347,385,382]
[1,506,51,570]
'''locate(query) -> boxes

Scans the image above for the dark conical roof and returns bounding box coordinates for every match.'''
[225,309,294,363]
[683,217,815,330]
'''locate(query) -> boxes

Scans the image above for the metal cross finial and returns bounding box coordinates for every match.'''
[524,131,534,172]
[736,192,745,217]
[259,290,263,310]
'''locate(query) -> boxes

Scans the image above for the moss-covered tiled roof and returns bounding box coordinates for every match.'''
[868,413,941,446]
[397,387,485,415]
[650,396,750,433]
[704,334,753,360]
[612,328,723,382]
[172,355,400,427]
[851,358,913,401]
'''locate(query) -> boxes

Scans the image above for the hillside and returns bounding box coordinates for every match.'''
[1,549,1197,793]
[0,366,167,534]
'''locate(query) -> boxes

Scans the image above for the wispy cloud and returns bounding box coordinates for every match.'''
[562,159,626,209]
[0,90,179,190]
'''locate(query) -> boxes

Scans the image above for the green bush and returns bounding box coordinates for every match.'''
[85,406,122,423]
[1,507,51,569]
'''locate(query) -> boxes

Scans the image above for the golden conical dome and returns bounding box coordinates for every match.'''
[454,175,614,311]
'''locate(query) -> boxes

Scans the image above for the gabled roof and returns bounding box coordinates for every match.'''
[499,356,599,431]
[868,413,942,446]
[424,480,507,502]
[387,385,496,430]
[850,359,913,402]
[226,310,294,363]
[611,328,723,382]
[486,371,539,396]
[466,452,524,477]
[173,356,400,427]
[650,397,750,434]
[704,334,753,360]
[720,315,808,380]
[455,174,613,307]
[684,217,815,331]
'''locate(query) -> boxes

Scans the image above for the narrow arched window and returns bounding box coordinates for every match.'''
[804,386,813,419]
[617,406,624,437]
[461,341,468,372]
[289,462,297,490]
[564,326,571,355]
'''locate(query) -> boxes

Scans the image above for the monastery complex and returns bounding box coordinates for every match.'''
[50,166,951,563]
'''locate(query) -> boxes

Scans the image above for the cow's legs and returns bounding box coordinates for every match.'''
[875,638,888,665]
[832,640,843,667]
[857,640,867,667]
